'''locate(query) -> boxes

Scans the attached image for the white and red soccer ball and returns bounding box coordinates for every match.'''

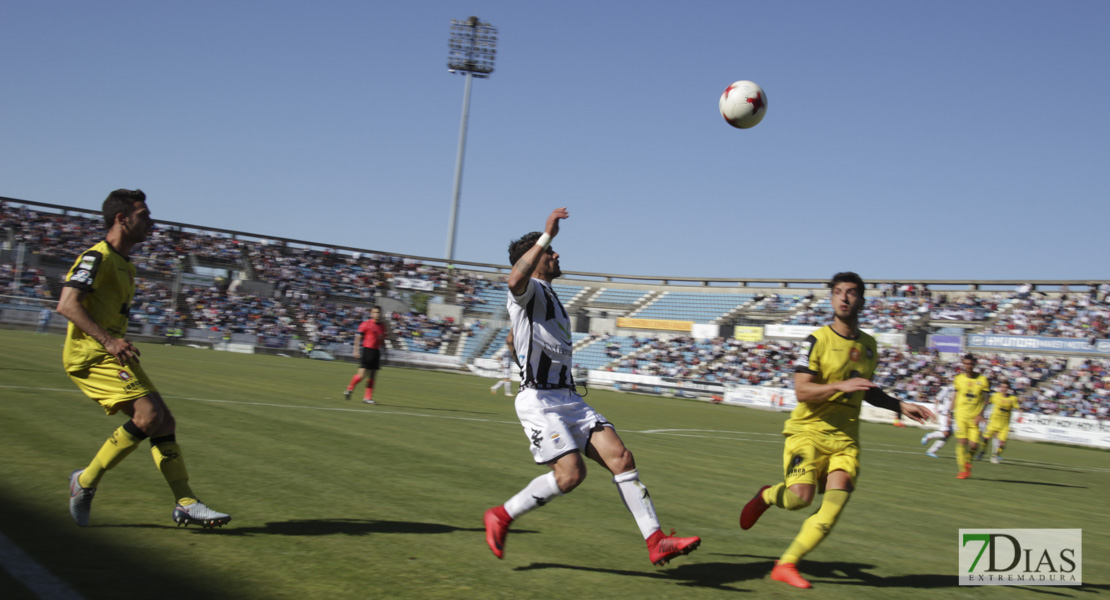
[719,80,767,129]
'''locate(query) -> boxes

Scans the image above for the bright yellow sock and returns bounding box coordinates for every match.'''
[780,489,851,564]
[955,443,967,470]
[151,436,197,505]
[79,424,145,488]
[762,483,811,510]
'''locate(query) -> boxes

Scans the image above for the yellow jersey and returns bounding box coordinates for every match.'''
[953,372,990,421]
[62,240,136,372]
[789,325,879,442]
[987,393,1019,428]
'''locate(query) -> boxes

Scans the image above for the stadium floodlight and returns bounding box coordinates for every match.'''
[444,16,497,262]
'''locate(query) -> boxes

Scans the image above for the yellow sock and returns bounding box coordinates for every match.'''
[80,423,145,488]
[780,489,851,564]
[955,443,967,470]
[151,436,197,505]
[762,483,811,510]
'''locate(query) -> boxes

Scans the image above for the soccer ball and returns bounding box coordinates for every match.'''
[719,80,767,129]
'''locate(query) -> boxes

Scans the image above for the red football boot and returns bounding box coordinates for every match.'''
[483,505,512,559]
[771,560,812,589]
[740,485,772,530]
[647,529,701,566]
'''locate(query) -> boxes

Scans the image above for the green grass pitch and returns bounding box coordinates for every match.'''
[0,328,1106,599]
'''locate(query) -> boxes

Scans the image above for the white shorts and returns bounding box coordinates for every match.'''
[515,387,612,464]
[935,413,952,434]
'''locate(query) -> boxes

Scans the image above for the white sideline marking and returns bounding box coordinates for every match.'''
[0,531,85,600]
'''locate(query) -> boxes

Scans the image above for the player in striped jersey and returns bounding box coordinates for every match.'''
[483,208,700,567]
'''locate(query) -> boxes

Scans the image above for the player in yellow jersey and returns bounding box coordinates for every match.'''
[738,272,933,589]
[952,354,990,479]
[57,189,230,528]
[979,381,1019,464]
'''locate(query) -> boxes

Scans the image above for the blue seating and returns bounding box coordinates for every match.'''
[632,293,752,323]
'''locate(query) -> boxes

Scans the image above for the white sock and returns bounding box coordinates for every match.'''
[503,472,562,519]
[613,469,661,539]
[928,439,947,453]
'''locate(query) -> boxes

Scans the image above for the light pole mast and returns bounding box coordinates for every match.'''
[445,16,497,262]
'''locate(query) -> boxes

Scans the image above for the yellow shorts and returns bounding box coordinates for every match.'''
[782,432,860,490]
[67,359,158,415]
[955,418,982,444]
[984,424,1010,442]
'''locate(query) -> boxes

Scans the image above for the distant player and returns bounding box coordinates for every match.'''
[738,272,933,589]
[952,354,990,479]
[58,189,230,528]
[489,330,515,396]
[921,385,954,457]
[978,381,1019,463]
[345,306,386,404]
[483,208,700,566]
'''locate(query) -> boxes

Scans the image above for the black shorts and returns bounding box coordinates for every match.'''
[359,348,381,371]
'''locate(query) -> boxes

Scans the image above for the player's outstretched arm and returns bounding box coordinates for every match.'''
[508,208,568,296]
[794,371,875,404]
[864,387,935,424]
[56,286,141,366]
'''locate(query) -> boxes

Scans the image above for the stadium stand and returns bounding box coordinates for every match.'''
[629,292,752,323]
[3,197,1109,422]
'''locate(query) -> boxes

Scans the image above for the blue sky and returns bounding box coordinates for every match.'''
[2,1,1107,281]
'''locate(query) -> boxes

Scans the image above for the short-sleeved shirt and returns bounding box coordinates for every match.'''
[358,319,385,350]
[508,278,574,389]
[953,372,990,421]
[790,325,879,442]
[987,393,1019,428]
[61,240,136,372]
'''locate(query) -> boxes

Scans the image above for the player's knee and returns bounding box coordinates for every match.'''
[786,485,815,509]
[609,448,635,474]
[554,467,586,493]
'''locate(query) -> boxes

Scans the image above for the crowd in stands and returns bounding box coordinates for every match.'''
[391,312,462,353]
[874,349,1067,406]
[4,200,1110,422]
[1023,358,1109,420]
[130,280,177,327]
[183,284,296,342]
[1,264,50,299]
[988,292,1110,341]
[701,340,799,387]
[788,296,929,332]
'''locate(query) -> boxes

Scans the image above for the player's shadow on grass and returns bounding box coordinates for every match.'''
[131,518,531,538]
[977,478,1086,489]
[516,559,764,593]
[1004,461,1085,475]
[518,554,966,591]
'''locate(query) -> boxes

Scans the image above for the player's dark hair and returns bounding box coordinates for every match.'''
[963,353,976,362]
[102,189,146,230]
[829,271,865,293]
[508,232,543,266]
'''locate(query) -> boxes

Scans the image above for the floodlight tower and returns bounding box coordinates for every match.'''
[444,16,497,262]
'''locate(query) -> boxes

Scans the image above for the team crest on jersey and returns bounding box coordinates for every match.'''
[117,370,132,381]
[850,347,861,362]
[550,432,565,450]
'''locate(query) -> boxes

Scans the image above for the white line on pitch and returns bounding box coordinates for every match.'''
[0,531,86,600]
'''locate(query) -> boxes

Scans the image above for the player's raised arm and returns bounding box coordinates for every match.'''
[507,208,568,296]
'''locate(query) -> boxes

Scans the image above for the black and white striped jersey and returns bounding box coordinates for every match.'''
[507,278,574,389]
